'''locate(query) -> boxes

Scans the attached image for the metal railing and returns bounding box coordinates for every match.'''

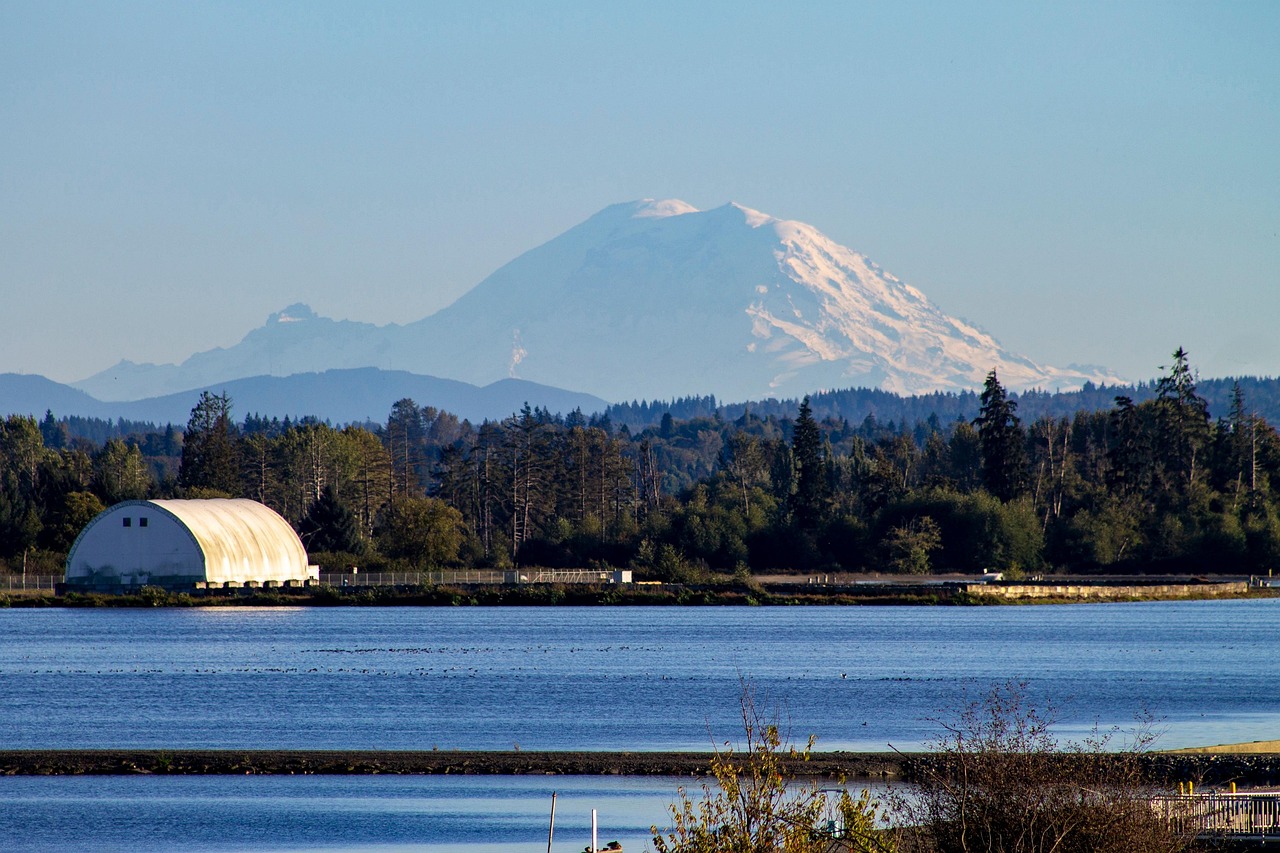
[1154,793,1280,837]
[514,569,622,584]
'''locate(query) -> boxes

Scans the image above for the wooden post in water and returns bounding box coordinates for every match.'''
[547,791,557,853]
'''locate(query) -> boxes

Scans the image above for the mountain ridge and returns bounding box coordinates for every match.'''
[3,369,608,426]
[71,199,1124,403]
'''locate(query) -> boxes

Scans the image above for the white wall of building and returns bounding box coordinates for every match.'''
[66,499,313,589]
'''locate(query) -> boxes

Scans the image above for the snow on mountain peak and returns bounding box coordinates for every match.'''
[405,198,1124,400]
[268,303,319,324]
[72,198,1124,404]
[629,198,699,219]
[726,202,774,228]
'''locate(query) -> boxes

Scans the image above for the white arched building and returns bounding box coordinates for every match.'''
[65,499,318,591]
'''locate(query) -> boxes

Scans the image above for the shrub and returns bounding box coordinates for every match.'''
[652,686,896,853]
[896,682,1190,853]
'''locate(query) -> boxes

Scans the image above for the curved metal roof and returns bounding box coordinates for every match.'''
[146,498,309,583]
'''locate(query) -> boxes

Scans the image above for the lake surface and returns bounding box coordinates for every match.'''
[2,600,1280,850]
[2,601,1278,752]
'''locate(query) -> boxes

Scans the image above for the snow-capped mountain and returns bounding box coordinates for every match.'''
[74,200,1121,403]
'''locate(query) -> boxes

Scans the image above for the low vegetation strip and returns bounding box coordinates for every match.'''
[3,749,1280,786]
[1,578,1267,608]
[0,749,907,779]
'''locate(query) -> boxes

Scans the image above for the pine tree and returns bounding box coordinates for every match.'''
[94,438,150,503]
[39,410,67,450]
[1107,395,1154,500]
[506,404,554,560]
[1154,346,1210,494]
[974,370,1028,501]
[790,397,829,527]
[298,485,365,554]
[384,398,427,498]
[178,391,242,496]
[0,415,46,558]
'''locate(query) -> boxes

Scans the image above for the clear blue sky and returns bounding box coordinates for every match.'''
[1,1,1276,387]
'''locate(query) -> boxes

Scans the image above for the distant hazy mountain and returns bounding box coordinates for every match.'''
[75,305,395,402]
[73,200,1122,403]
[0,373,108,418]
[2,369,607,425]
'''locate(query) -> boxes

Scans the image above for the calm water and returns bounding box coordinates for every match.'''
[2,600,1280,849]
[0,774,683,853]
[2,601,1279,751]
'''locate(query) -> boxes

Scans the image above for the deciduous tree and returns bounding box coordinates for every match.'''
[376,495,465,568]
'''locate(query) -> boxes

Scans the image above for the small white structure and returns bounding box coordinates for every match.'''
[65,499,318,591]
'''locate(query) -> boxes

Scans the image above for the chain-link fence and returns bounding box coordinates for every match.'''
[318,570,507,587]
[0,575,60,591]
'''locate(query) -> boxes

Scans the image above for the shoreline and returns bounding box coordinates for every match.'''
[1,579,1270,608]
[4,749,1280,787]
[0,749,905,779]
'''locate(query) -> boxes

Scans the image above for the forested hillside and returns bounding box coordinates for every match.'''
[3,350,1278,579]
[606,375,1280,431]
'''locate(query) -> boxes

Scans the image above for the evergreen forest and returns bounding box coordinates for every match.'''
[3,349,1279,580]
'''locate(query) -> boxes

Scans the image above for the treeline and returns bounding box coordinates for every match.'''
[3,348,1279,579]
[40,375,1280,444]
[606,375,1280,431]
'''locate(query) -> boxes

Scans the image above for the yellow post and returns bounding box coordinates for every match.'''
[1232,782,1238,794]
[1189,781,1194,796]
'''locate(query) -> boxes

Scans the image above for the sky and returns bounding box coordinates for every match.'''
[1,1,1276,388]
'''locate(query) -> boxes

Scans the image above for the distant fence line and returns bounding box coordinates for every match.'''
[318,570,507,587]
[0,575,60,591]
[318,569,629,586]
[0,570,629,593]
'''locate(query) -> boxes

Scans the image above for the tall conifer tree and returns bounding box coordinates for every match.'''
[178,391,242,496]
[974,370,1027,501]
[1154,346,1210,493]
[790,396,829,527]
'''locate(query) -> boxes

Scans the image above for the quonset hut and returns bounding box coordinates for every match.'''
[65,499,318,592]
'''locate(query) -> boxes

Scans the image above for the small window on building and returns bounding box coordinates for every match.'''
[122,518,132,528]
[139,517,148,528]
